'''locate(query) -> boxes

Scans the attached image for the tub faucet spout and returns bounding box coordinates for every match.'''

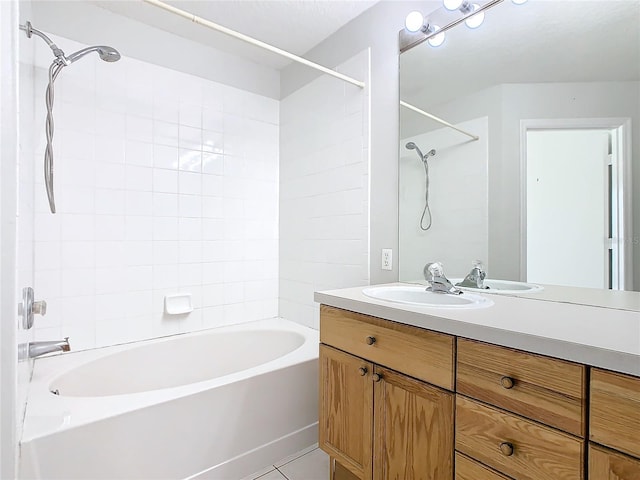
[28,337,70,358]
[424,262,463,295]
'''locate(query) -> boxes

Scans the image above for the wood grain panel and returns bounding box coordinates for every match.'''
[589,444,640,480]
[320,305,455,390]
[457,338,586,436]
[319,345,373,480]
[455,452,512,480]
[590,369,640,459]
[334,458,362,480]
[373,367,454,480]
[455,395,584,480]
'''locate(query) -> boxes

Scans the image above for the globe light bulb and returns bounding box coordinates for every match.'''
[443,0,464,10]
[427,26,446,47]
[465,4,485,29]
[512,0,528,4]
[405,11,425,32]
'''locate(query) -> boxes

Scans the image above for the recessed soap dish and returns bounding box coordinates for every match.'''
[164,294,193,315]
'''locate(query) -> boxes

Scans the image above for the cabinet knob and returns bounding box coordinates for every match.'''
[365,336,376,345]
[500,376,515,389]
[372,373,382,382]
[358,367,368,376]
[499,442,514,456]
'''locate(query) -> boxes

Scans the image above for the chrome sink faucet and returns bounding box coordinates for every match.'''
[424,262,463,295]
[456,260,488,289]
[27,338,70,358]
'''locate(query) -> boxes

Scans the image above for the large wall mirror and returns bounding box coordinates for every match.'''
[399,0,640,309]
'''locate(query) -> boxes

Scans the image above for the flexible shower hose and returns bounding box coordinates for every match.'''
[44,61,65,214]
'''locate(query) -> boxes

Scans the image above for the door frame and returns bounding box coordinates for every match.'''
[519,118,633,290]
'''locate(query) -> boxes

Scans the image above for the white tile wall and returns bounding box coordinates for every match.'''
[30,34,279,350]
[279,50,370,330]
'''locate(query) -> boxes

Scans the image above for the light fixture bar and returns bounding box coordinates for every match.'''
[400,101,479,141]
[400,0,504,53]
[143,0,365,88]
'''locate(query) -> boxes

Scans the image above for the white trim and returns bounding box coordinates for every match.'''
[400,101,480,141]
[0,0,19,477]
[142,0,365,89]
[519,117,633,290]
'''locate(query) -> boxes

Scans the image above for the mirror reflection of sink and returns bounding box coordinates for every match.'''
[362,286,493,309]
[450,279,543,294]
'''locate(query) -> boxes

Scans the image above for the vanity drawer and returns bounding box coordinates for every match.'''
[456,395,585,480]
[455,452,512,480]
[590,369,640,459]
[457,338,586,436]
[589,444,640,480]
[319,305,455,390]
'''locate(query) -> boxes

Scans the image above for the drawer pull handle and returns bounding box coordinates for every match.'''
[500,376,515,389]
[365,336,376,345]
[358,367,368,376]
[372,373,382,382]
[499,442,514,456]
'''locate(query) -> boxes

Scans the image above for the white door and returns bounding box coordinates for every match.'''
[526,129,610,288]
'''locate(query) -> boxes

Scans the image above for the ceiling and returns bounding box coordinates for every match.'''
[90,0,380,70]
[401,0,640,108]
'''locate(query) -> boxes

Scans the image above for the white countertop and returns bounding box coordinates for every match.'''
[314,283,640,377]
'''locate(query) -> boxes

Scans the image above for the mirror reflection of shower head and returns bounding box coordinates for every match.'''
[406,142,436,162]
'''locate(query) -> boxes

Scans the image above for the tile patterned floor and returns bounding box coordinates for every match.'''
[243,445,330,480]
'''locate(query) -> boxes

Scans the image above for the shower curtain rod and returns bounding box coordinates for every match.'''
[400,101,479,141]
[142,0,365,89]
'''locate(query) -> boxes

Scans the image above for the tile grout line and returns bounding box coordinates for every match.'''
[274,466,291,480]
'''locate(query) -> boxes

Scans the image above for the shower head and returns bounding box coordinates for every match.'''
[406,142,436,161]
[406,142,424,161]
[66,46,121,64]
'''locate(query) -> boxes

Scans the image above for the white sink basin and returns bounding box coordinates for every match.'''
[362,285,493,309]
[450,278,543,294]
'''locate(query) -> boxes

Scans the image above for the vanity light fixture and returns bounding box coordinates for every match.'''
[443,0,465,10]
[405,11,425,33]
[400,0,504,53]
[464,4,485,29]
[403,12,447,47]
[428,26,446,47]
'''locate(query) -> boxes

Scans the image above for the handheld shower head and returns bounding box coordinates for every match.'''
[66,46,121,64]
[406,142,425,161]
[406,142,436,161]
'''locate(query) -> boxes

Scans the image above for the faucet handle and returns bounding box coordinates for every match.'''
[424,262,444,280]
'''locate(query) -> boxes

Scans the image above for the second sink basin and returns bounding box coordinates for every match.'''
[362,285,493,309]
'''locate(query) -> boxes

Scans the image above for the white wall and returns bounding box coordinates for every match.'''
[30,33,280,351]
[16,0,36,452]
[1,1,21,476]
[281,1,435,285]
[31,0,279,99]
[279,50,370,329]
[399,117,489,281]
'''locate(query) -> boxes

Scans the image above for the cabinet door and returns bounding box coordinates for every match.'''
[589,444,640,480]
[320,345,374,480]
[373,366,454,480]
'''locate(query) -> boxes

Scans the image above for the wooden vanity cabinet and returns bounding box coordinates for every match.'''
[589,369,640,480]
[319,306,455,480]
[589,444,640,480]
[319,305,640,480]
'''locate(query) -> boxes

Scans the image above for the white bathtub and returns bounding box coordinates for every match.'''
[19,318,319,480]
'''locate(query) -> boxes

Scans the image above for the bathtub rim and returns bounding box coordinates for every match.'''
[21,317,319,443]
